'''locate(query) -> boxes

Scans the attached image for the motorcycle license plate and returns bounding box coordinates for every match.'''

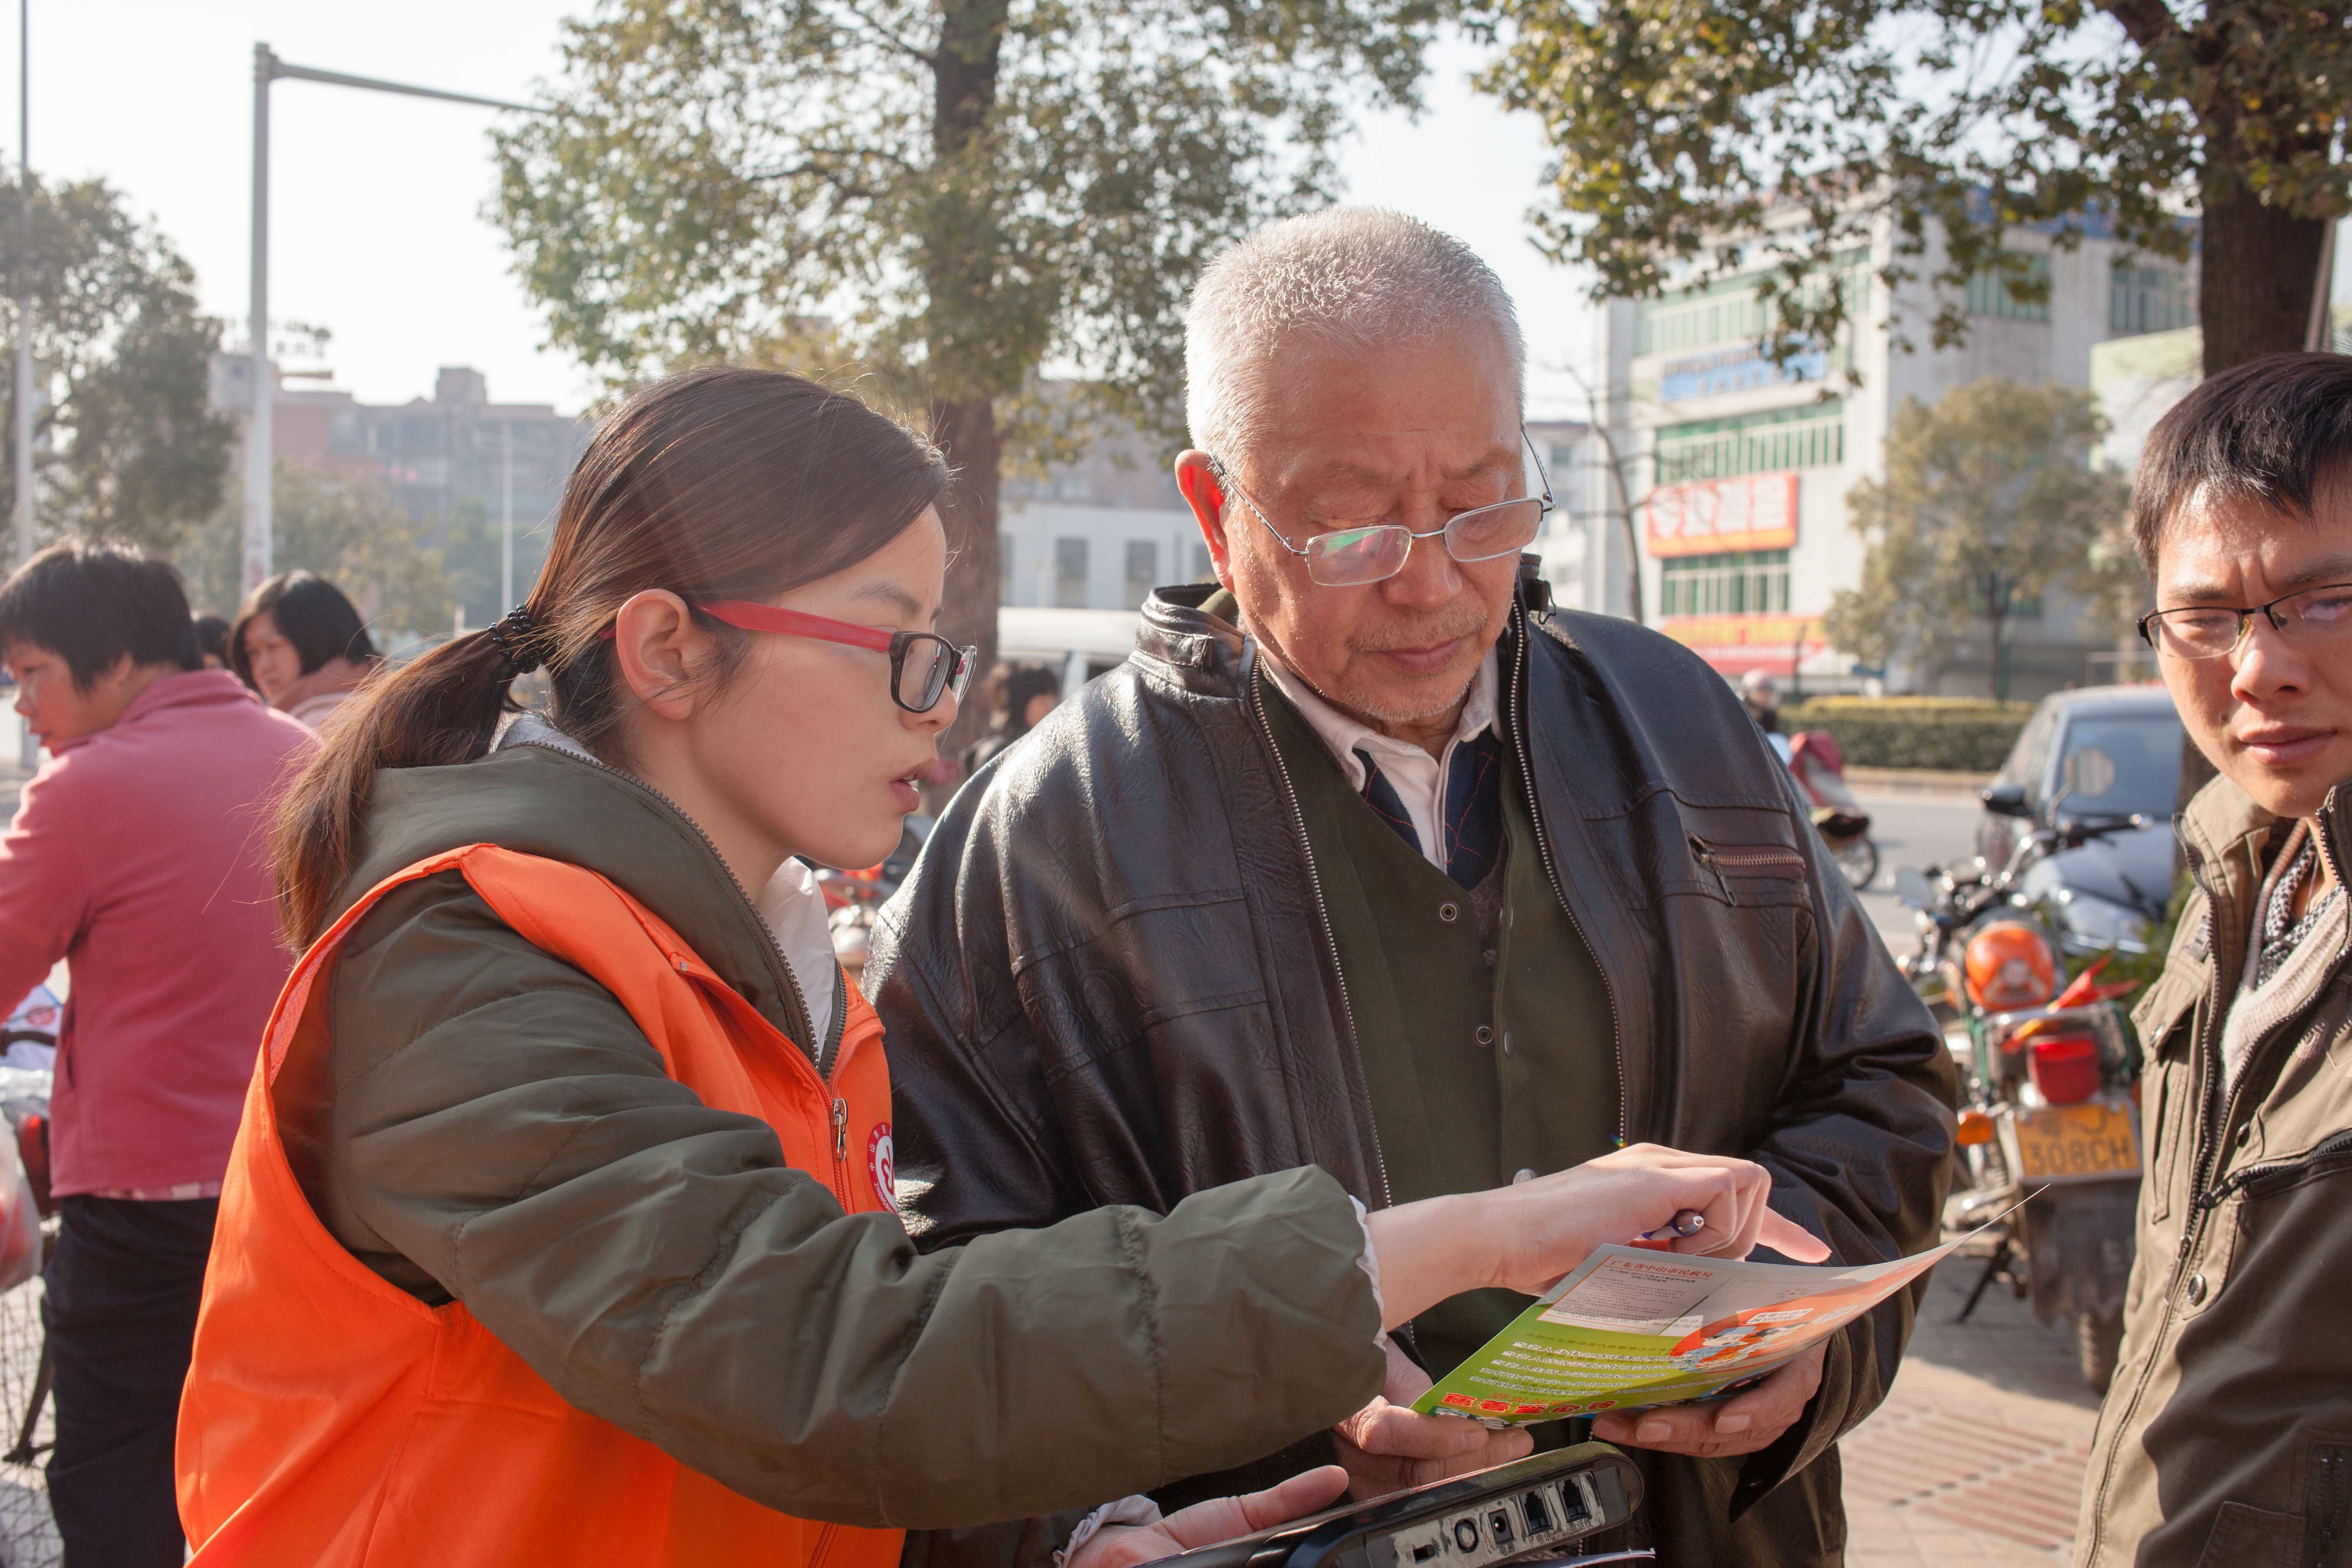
[2002,1098,2141,1185]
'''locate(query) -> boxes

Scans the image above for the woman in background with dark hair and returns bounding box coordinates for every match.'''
[960,661,1063,776]
[229,570,380,728]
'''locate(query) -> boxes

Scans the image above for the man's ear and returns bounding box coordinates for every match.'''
[1174,451,1234,589]
[609,590,715,720]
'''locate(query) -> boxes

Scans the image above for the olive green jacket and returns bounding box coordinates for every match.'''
[2073,775,2352,1568]
[283,740,1385,1531]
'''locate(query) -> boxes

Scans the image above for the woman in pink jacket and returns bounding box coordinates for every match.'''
[0,540,313,1566]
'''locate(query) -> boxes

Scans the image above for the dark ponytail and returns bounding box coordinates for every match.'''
[271,367,949,945]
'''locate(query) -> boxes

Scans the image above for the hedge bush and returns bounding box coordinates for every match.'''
[1778,697,2034,772]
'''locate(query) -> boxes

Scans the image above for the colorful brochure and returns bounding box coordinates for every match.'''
[1409,1236,1960,1427]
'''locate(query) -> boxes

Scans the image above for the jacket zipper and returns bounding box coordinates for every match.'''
[1504,604,1629,1147]
[830,1097,855,1208]
[1693,841,1806,873]
[813,968,848,1081]
[2178,809,2343,1244]
[2086,819,2253,1557]
[2193,1127,2352,1210]
[1246,648,1393,1214]
[513,740,820,1062]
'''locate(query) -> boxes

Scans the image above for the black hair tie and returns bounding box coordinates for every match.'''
[484,606,544,676]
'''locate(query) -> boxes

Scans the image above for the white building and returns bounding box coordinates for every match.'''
[1591,212,2197,695]
[997,411,1205,612]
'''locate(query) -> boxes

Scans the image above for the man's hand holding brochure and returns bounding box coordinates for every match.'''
[1409,1226,1968,1429]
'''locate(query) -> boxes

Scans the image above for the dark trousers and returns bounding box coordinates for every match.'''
[43,1195,217,1568]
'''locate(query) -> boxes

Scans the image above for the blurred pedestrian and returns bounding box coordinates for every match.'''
[229,570,379,729]
[958,661,1062,776]
[0,539,312,1567]
[1740,669,1782,733]
[192,614,231,670]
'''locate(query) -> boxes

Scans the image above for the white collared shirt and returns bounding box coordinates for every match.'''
[1259,650,1500,873]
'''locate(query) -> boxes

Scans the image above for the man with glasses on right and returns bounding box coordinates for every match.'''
[873,209,1957,1568]
[2074,354,2352,1568]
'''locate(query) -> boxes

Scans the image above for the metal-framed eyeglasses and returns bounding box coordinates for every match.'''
[2137,582,2352,661]
[1207,429,1555,588]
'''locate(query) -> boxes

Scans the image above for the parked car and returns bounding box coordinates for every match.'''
[1976,686,2182,954]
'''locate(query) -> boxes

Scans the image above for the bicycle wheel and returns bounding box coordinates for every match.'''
[1830,835,1879,891]
[0,1242,59,1567]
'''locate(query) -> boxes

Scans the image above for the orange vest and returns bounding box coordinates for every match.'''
[177,845,905,1568]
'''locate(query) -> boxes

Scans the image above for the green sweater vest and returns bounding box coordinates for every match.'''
[1260,670,1620,1378]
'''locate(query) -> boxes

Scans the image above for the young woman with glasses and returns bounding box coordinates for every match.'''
[175,367,1820,1568]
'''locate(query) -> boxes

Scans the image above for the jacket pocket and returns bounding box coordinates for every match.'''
[1687,835,1812,910]
[2196,1500,2306,1567]
[2145,1057,2204,1225]
[2133,959,2205,1059]
[2200,1129,2352,1212]
[1579,794,1807,911]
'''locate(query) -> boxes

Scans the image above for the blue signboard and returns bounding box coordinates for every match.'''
[1659,345,1829,403]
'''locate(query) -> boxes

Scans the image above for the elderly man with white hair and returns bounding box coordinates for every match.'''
[872,210,1957,1567]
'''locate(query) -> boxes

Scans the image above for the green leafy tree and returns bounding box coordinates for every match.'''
[1824,378,2130,697]
[180,467,453,641]
[491,0,1446,730]
[2,171,235,554]
[436,498,556,634]
[1476,0,2350,373]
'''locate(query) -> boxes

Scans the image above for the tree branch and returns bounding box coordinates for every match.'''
[2094,0,2178,53]
[836,0,935,66]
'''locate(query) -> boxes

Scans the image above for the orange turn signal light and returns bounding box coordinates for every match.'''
[1956,1109,1997,1147]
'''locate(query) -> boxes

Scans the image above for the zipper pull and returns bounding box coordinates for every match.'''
[832,1098,848,1164]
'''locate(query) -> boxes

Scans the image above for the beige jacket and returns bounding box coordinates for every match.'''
[2074,774,2352,1568]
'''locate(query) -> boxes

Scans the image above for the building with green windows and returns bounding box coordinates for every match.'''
[1555,216,2200,697]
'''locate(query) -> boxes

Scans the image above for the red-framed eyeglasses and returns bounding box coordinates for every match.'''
[697,601,975,714]
[600,601,976,713]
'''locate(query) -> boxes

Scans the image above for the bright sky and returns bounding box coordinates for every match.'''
[26,3,1598,421]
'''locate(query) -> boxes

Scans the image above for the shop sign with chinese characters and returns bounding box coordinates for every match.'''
[1647,473,1800,558]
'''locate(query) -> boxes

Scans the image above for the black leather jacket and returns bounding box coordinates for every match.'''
[871,575,1959,1564]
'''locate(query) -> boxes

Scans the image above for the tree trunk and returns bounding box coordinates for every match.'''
[929,394,1001,772]
[2170,150,2324,824]
[923,0,1012,777]
[1987,604,2009,701]
[2199,161,2332,374]
[1620,503,1645,625]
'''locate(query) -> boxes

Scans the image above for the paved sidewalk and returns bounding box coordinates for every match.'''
[1842,1258,2105,1565]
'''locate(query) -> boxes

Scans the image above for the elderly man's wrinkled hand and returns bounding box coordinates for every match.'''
[1590,1344,1825,1460]
[1333,1339,1533,1499]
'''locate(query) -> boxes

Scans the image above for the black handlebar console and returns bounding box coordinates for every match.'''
[1142,1445,1643,1568]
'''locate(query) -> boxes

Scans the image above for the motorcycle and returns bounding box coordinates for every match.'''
[1893,748,2149,1391]
[1773,729,1877,891]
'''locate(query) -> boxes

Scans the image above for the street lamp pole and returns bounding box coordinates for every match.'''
[243,44,270,593]
[244,44,543,594]
[14,0,30,771]
[14,0,31,577]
